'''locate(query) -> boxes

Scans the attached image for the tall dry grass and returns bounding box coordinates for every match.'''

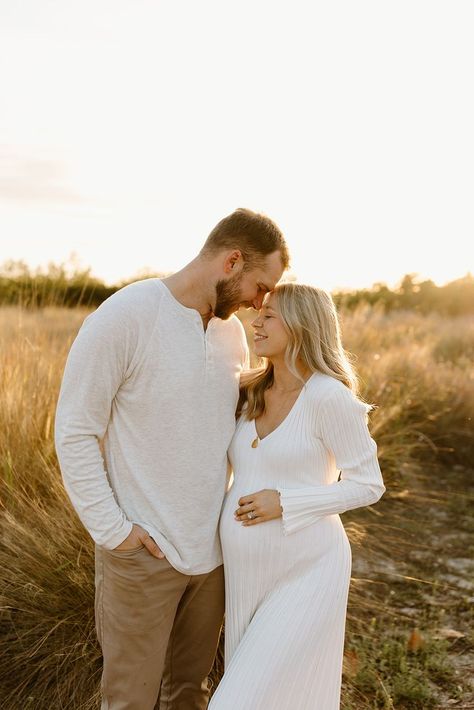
[1,304,473,708]
[0,307,101,709]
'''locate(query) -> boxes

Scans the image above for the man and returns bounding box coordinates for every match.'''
[55,207,289,710]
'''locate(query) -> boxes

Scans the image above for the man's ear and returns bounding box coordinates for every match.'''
[223,250,243,274]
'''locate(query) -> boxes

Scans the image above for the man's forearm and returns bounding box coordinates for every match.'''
[55,424,132,549]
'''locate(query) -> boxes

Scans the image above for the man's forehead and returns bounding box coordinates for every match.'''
[257,259,284,290]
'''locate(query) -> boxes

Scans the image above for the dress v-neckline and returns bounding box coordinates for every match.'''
[252,373,315,444]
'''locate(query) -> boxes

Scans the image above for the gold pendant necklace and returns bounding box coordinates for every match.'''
[251,385,303,449]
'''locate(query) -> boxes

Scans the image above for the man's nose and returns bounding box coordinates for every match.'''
[252,294,264,310]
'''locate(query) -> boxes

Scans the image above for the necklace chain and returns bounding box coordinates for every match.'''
[271,386,302,394]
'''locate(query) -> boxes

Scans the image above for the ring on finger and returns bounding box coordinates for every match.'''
[247,511,256,520]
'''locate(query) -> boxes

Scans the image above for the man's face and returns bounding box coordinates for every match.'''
[213,250,284,320]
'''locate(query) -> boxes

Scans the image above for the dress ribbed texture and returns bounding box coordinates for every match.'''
[209,372,385,709]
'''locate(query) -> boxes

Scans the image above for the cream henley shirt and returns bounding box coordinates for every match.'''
[54,278,249,575]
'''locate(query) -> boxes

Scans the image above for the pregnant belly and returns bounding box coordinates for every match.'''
[219,485,351,580]
[220,488,282,559]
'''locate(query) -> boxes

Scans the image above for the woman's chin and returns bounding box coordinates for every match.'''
[252,342,271,358]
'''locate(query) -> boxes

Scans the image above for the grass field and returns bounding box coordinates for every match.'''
[0,303,473,709]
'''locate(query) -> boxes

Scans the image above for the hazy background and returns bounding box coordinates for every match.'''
[1,0,473,290]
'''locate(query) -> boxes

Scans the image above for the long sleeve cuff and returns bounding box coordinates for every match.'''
[277,479,386,535]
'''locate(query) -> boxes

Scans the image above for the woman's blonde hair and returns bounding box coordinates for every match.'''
[238,282,362,419]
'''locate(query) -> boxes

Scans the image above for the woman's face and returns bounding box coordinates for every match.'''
[251,293,289,360]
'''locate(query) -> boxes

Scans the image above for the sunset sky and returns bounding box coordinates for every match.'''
[1,1,473,291]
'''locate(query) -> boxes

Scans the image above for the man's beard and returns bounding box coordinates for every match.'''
[214,272,246,319]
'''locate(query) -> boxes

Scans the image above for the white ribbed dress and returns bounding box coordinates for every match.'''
[209,372,385,710]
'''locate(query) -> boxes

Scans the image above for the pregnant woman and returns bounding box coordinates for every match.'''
[209,283,386,709]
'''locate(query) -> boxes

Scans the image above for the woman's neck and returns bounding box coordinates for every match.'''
[269,359,313,392]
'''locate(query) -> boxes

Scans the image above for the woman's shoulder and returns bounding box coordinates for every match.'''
[305,371,348,398]
[305,371,366,410]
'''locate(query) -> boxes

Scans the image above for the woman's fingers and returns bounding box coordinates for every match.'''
[242,516,262,526]
[238,494,256,507]
[234,502,256,517]
[234,489,282,525]
[236,512,263,523]
[234,504,265,524]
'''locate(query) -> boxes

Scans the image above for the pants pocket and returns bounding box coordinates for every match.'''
[104,543,146,558]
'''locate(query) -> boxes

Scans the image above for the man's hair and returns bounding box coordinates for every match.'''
[200,208,290,271]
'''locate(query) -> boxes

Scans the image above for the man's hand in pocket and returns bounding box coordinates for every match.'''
[113,524,165,559]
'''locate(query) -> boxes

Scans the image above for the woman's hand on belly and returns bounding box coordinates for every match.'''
[234,489,283,526]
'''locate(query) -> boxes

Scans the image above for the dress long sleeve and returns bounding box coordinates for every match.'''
[277,384,385,535]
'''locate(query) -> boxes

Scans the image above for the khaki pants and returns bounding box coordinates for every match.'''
[95,544,225,710]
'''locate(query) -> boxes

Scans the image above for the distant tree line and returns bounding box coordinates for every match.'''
[0,260,166,309]
[0,260,472,315]
[333,273,474,316]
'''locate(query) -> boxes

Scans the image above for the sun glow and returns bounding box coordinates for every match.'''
[1,1,472,291]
